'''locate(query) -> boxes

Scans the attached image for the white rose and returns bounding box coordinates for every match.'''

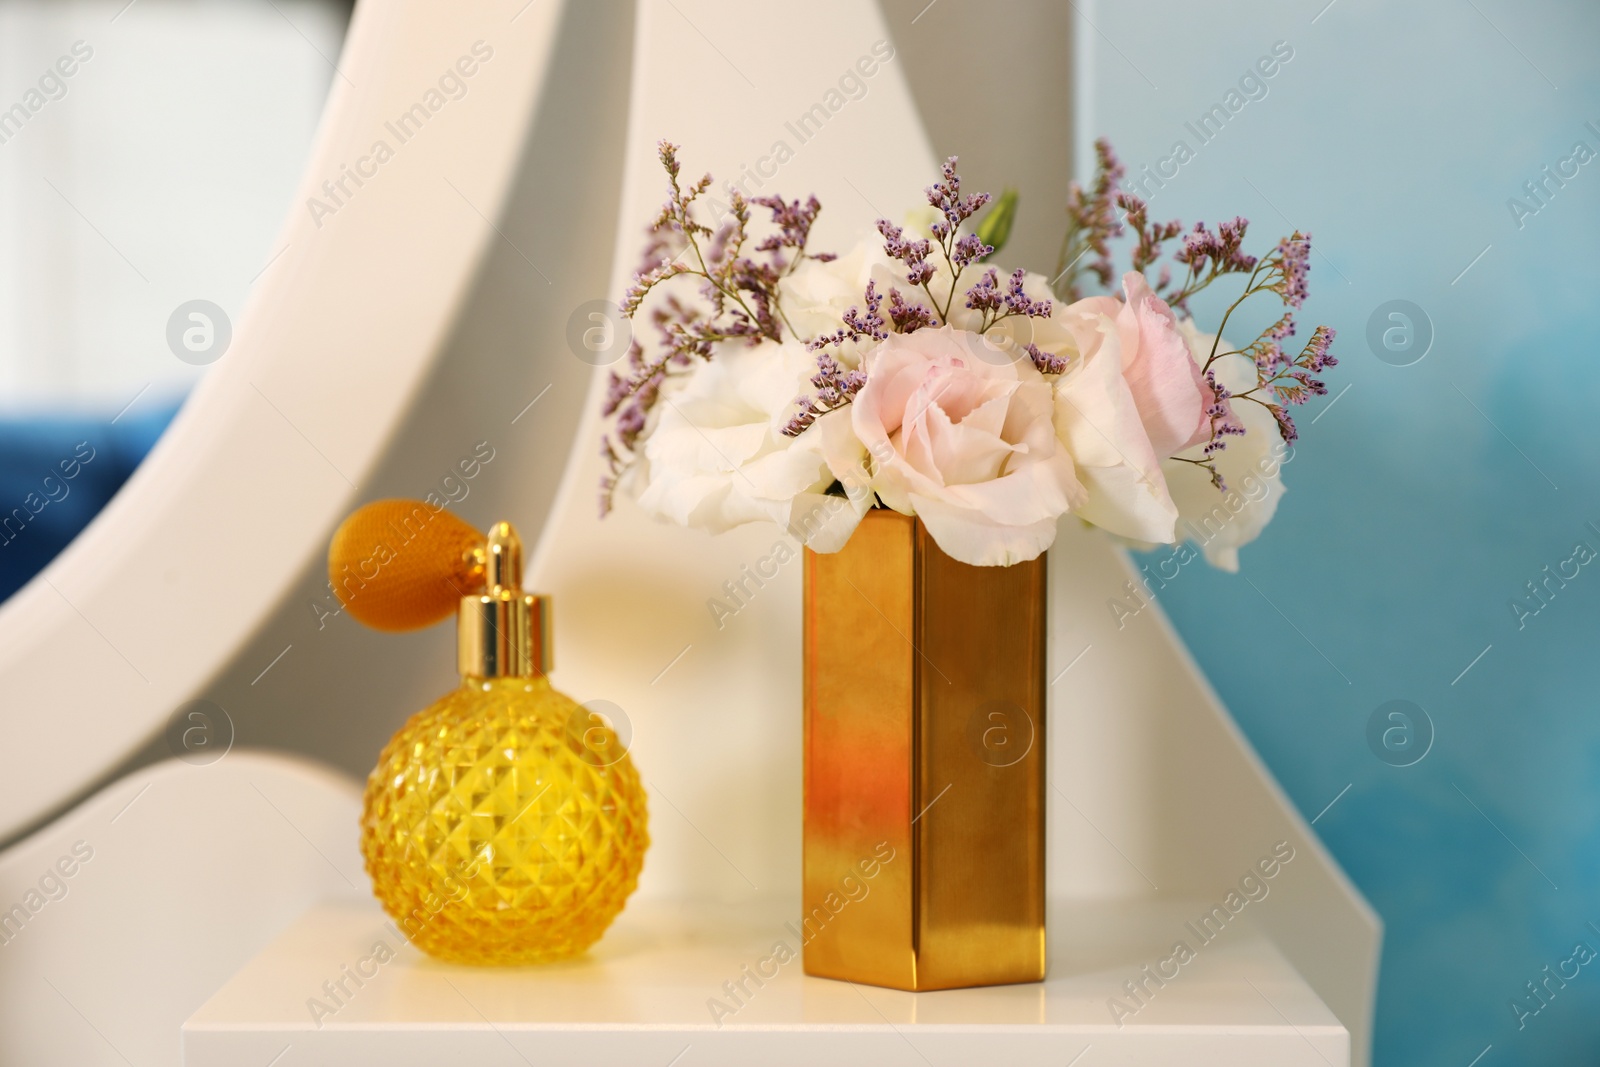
[778,239,909,346]
[634,340,871,551]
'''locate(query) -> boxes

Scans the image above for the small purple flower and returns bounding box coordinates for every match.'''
[887,287,938,333]
[1003,269,1052,319]
[1303,324,1337,371]
[877,219,934,285]
[1055,138,1126,300]
[785,354,868,437]
[751,193,825,270]
[964,268,1003,316]
[1272,406,1299,445]
[951,232,992,272]
[1024,343,1070,375]
[810,280,888,350]
[964,267,1050,332]
[1273,232,1312,308]
[1175,217,1258,280]
[1116,193,1185,279]
[926,157,992,235]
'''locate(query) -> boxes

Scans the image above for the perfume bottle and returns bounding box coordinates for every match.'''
[335,503,648,965]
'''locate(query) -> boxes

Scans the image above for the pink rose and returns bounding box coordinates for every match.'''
[1051,301,1177,544]
[1039,273,1212,545]
[851,327,1084,566]
[1110,272,1210,456]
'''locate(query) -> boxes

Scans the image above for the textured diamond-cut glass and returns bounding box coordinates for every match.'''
[361,676,648,965]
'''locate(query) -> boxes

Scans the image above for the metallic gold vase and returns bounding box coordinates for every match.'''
[802,509,1047,991]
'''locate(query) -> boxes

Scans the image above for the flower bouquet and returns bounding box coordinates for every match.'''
[601,139,1336,571]
[599,140,1338,991]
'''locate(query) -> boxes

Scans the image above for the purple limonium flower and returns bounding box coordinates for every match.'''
[887,287,938,333]
[1024,343,1070,375]
[599,141,839,513]
[877,219,934,285]
[1054,138,1127,301]
[784,354,867,437]
[810,280,888,351]
[1272,232,1312,308]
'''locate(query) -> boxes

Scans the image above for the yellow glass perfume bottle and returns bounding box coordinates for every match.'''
[333,502,648,965]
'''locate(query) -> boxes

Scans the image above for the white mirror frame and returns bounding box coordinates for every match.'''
[0,0,568,842]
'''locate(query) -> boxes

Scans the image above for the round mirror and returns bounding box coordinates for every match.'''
[0,0,352,602]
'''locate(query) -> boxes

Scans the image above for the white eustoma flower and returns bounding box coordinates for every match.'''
[633,339,870,551]
[778,239,908,344]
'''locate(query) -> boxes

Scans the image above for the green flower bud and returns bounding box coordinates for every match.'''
[976,188,1019,260]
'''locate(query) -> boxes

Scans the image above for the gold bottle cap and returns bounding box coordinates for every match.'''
[457,521,552,678]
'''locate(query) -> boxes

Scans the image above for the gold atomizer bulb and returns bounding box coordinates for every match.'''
[333,500,649,966]
[328,499,486,631]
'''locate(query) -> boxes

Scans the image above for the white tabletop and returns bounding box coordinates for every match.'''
[183,894,1347,1066]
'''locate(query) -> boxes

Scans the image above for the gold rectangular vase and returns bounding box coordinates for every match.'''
[802,509,1047,991]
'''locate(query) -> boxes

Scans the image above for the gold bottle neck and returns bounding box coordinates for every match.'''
[460,674,552,692]
[456,522,552,679]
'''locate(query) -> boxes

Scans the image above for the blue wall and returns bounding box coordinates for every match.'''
[1083,1,1600,1062]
